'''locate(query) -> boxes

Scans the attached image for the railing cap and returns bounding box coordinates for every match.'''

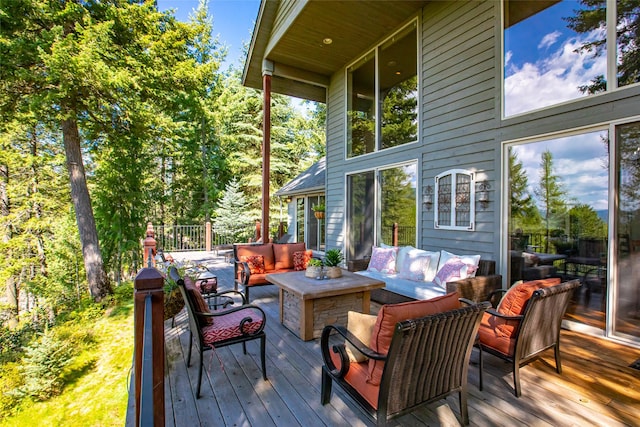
[134,267,164,291]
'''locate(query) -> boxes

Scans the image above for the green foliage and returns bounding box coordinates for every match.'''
[18,330,74,401]
[307,258,323,267]
[323,249,344,267]
[0,362,23,417]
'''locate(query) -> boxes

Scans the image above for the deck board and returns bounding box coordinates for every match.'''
[156,255,640,427]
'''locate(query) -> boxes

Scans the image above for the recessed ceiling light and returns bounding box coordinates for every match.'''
[322,38,333,45]
[387,60,397,67]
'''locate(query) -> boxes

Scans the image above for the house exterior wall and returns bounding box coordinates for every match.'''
[324,1,502,265]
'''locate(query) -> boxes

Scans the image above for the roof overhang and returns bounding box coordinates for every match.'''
[243,0,429,102]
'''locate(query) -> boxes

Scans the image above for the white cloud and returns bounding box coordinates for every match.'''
[505,28,607,116]
[538,31,562,49]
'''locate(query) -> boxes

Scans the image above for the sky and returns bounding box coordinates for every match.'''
[156,0,261,70]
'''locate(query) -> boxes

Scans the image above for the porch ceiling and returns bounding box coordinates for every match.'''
[243,0,428,103]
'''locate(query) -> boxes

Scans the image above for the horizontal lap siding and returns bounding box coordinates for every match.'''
[420,1,499,259]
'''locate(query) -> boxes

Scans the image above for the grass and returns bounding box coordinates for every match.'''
[1,289,135,427]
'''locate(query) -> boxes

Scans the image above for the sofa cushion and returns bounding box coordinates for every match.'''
[236,243,275,271]
[345,311,378,363]
[478,277,561,355]
[293,250,313,271]
[274,242,306,270]
[240,255,266,274]
[367,246,398,274]
[367,292,460,385]
[329,351,379,409]
[355,270,446,301]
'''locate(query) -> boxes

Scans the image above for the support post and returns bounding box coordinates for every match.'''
[143,222,157,267]
[205,221,212,252]
[262,61,272,243]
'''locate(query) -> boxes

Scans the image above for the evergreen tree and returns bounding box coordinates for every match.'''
[534,150,567,252]
[509,147,541,232]
[212,179,253,243]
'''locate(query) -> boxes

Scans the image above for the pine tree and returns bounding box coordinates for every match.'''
[534,150,567,252]
[213,179,254,243]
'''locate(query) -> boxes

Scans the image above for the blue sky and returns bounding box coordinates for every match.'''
[157,0,261,70]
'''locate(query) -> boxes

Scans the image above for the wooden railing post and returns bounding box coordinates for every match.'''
[143,222,157,267]
[205,221,212,252]
[134,267,165,426]
[392,222,399,247]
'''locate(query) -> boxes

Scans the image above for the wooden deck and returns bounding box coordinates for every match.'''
[161,257,640,427]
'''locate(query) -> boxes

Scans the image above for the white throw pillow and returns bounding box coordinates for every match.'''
[421,250,441,282]
[397,252,431,281]
[395,245,416,273]
[345,311,377,363]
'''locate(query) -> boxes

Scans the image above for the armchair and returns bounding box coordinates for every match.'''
[477,278,581,397]
[320,295,490,426]
[169,267,267,398]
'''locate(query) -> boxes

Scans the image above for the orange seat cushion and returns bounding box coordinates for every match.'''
[236,244,275,271]
[367,292,460,385]
[330,351,379,409]
[273,243,306,270]
[478,277,561,355]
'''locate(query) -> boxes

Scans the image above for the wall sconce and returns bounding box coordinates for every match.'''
[423,185,434,210]
[476,181,490,209]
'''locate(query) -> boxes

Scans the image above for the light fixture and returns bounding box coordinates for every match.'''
[322,37,333,45]
[423,185,434,210]
[476,181,490,209]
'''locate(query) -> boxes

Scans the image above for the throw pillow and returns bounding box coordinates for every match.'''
[367,292,460,385]
[293,250,313,271]
[433,258,478,288]
[367,246,398,274]
[438,250,481,275]
[345,311,378,363]
[395,246,416,273]
[522,251,541,267]
[240,255,266,274]
[397,252,431,281]
[421,250,441,282]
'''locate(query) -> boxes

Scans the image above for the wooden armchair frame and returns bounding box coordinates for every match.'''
[320,301,490,426]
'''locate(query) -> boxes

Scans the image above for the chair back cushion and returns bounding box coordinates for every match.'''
[367,292,460,385]
[236,243,275,271]
[273,242,306,270]
[184,277,213,325]
[497,277,561,317]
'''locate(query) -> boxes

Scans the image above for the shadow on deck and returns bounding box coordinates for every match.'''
[134,254,640,427]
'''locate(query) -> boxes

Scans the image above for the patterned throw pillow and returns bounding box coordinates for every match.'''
[433,258,478,287]
[366,247,398,274]
[293,250,313,271]
[240,255,266,274]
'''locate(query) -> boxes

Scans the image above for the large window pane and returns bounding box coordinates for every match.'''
[379,24,417,149]
[504,1,607,116]
[508,130,609,330]
[614,122,640,339]
[347,53,375,157]
[617,1,640,88]
[347,171,375,260]
[380,164,416,246]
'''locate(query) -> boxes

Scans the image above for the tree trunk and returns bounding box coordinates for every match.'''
[1,163,18,326]
[62,118,111,301]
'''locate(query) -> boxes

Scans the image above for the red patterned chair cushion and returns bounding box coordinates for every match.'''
[240,255,266,274]
[201,307,265,344]
[293,250,313,271]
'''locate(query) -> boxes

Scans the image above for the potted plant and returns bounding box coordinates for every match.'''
[305,258,324,278]
[323,248,344,279]
[163,270,186,321]
[312,203,325,219]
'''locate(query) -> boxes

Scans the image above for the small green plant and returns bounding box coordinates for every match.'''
[307,258,323,267]
[312,203,325,212]
[323,248,344,267]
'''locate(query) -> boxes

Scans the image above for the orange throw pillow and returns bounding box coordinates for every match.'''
[240,255,266,274]
[367,292,460,385]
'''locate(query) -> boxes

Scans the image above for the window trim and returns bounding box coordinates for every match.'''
[434,169,475,231]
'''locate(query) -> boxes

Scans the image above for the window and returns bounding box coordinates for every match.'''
[435,169,474,230]
[347,21,418,157]
[347,163,417,260]
[295,195,325,251]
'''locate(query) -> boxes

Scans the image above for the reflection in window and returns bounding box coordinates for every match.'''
[507,131,609,330]
[347,164,417,260]
[504,1,607,116]
[616,1,640,89]
[347,21,417,157]
[435,169,474,230]
[380,164,416,246]
[614,121,640,339]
